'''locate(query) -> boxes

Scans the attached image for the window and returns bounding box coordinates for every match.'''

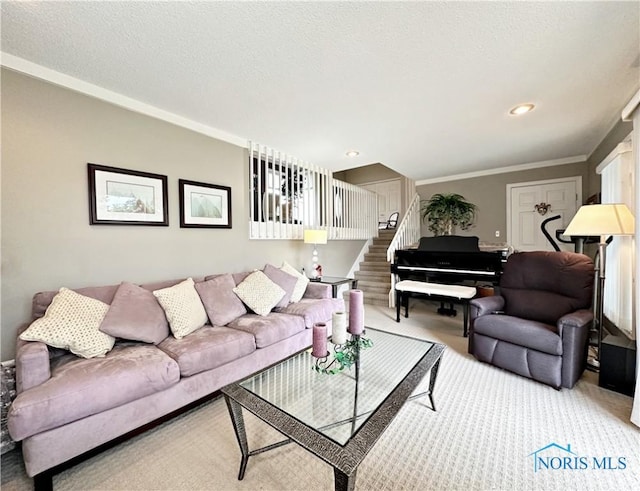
[597,140,636,338]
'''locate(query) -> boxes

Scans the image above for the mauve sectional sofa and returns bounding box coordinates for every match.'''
[8,269,343,489]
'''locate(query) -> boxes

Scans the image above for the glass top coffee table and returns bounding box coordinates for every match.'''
[221,328,445,490]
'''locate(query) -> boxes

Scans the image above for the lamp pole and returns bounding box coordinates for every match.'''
[590,237,607,369]
[311,244,319,278]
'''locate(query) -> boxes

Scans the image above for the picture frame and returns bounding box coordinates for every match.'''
[88,163,169,226]
[179,179,232,228]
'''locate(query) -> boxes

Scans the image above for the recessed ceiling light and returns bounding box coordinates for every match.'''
[509,103,535,115]
[346,150,360,157]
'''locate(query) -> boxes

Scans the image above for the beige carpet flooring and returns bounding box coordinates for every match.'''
[1,301,639,490]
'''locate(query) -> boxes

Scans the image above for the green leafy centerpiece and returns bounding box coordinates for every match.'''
[313,335,374,375]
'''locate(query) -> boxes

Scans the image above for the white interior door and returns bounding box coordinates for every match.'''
[362,179,401,223]
[508,177,581,252]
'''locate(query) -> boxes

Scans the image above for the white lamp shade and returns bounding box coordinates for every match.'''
[564,204,635,237]
[304,229,328,244]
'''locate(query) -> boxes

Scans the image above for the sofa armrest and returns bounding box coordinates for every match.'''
[303,282,331,299]
[469,295,505,320]
[15,324,51,393]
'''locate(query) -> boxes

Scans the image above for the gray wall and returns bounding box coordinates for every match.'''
[0,70,363,360]
[333,163,401,184]
[416,162,590,241]
[418,116,633,242]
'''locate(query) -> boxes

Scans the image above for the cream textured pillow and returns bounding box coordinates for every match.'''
[20,288,114,358]
[153,278,208,339]
[281,261,309,302]
[233,271,285,316]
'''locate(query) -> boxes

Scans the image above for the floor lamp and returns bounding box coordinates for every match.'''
[564,203,635,369]
[303,229,328,279]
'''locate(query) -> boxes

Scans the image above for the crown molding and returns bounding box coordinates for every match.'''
[415,155,587,186]
[0,52,248,148]
[622,88,640,121]
[595,140,633,174]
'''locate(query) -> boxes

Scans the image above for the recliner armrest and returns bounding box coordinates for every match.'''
[470,295,505,319]
[557,309,593,337]
[557,309,593,388]
[468,295,505,355]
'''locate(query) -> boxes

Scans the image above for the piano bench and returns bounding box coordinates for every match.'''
[395,280,477,337]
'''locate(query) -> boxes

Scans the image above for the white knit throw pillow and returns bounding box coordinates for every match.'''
[20,288,114,358]
[233,271,285,316]
[153,278,208,339]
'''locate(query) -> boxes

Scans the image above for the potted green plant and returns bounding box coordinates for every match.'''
[420,193,477,235]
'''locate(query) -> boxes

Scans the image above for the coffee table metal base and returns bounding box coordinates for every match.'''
[223,354,443,490]
[226,395,361,489]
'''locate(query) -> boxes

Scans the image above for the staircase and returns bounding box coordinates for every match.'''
[353,229,395,306]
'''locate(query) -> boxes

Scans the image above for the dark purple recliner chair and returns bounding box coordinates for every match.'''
[469,251,594,389]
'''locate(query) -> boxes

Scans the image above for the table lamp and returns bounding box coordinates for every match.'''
[564,203,635,369]
[304,229,328,278]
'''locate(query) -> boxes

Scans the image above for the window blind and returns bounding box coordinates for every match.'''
[598,141,636,338]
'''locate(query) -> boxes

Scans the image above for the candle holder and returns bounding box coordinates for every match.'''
[312,333,373,375]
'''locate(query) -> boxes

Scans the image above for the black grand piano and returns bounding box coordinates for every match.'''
[391,235,507,315]
[392,235,506,285]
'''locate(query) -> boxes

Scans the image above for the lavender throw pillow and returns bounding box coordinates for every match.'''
[99,282,170,344]
[195,274,247,326]
[263,264,298,308]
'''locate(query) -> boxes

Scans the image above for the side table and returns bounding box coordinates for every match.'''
[310,276,358,298]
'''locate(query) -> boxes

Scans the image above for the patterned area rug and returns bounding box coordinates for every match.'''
[2,302,638,490]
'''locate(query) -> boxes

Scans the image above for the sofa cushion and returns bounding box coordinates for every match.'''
[195,274,247,326]
[227,312,306,348]
[281,262,309,302]
[157,326,256,377]
[139,277,205,292]
[277,298,343,328]
[233,271,285,316]
[153,278,208,339]
[20,288,115,359]
[473,314,562,355]
[31,284,119,320]
[7,344,180,441]
[99,282,170,344]
[231,271,253,285]
[302,281,332,299]
[263,264,298,307]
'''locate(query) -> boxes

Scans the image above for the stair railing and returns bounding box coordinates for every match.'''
[248,142,378,240]
[386,193,422,307]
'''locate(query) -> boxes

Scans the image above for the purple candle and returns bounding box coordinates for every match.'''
[348,290,364,335]
[312,322,328,358]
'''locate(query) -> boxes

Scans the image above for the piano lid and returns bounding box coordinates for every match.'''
[417,235,480,252]
[392,236,505,285]
[393,249,503,274]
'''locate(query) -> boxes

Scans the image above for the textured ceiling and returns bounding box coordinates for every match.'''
[1,1,639,180]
